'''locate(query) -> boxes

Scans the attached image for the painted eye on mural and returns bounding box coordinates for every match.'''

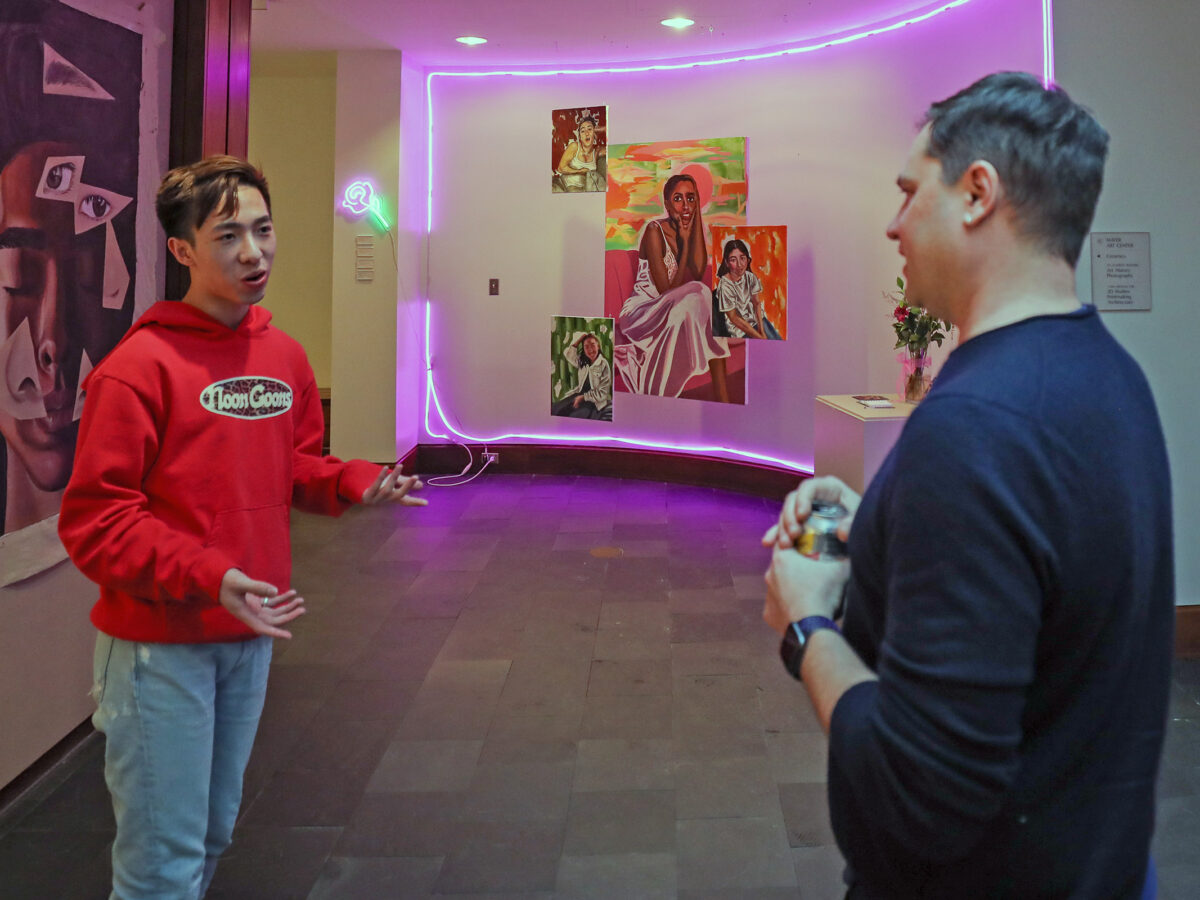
[41,162,77,194]
[78,193,112,221]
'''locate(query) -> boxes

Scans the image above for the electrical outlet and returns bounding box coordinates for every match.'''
[488,278,499,295]
[482,452,499,464]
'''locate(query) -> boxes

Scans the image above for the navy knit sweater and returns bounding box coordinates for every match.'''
[833,306,1174,899]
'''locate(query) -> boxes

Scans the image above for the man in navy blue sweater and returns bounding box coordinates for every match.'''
[763,72,1173,899]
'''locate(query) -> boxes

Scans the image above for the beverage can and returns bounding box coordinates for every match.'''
[795,501,849,560]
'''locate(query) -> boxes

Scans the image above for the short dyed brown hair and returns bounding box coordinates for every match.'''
[155,156,272,241]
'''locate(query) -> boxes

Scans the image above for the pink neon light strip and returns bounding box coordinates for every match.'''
[419,0,1056,471]
[425,0,991,232]
[421,303,815,471]
[1042,0,1056,86]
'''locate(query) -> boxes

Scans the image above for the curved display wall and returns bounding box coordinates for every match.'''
[410,0,1049,486]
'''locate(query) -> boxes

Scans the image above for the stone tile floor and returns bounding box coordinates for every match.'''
[1,474,1197,898]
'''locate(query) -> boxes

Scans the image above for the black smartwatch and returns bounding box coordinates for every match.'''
[779,616,840,681]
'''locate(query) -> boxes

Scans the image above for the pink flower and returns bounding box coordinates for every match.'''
[893,305,908,323]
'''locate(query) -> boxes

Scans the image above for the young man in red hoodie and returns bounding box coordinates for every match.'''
[58,156,424,899]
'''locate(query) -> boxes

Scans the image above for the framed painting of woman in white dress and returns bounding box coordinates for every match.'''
[603,137,747,403]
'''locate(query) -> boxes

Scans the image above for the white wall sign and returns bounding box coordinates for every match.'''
[1090,232,1152,311]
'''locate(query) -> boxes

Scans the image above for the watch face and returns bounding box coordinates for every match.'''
[779,625,804,680]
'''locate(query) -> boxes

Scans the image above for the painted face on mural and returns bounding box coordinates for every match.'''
[0,141,104,496]
[582,335,600,362]
[724,247,749,280]
[578,120,595,150]
[667,183,698,231]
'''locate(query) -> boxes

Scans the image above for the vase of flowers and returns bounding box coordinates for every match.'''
[885,276,953,403]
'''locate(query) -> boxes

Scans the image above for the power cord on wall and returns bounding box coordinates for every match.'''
[384,223,495,490]
[424,442,495,487]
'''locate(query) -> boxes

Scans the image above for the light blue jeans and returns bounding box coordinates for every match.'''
[91,632,272,900]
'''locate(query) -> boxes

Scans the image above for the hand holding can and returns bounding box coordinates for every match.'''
[795,501,849,560]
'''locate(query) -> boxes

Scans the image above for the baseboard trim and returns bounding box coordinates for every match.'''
[1176,605,1200,658]
[0,720,96,829]
[395,443,419,472]
[412,442,807,500]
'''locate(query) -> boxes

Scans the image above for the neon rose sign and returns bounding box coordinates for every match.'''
[342,180,374,216]
[340,180,390,230]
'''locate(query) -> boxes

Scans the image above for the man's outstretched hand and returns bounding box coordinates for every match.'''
[362,467,427,506]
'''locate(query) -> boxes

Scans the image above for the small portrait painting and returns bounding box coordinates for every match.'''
[551,316,615,421]
[711,225,787,340]
[551,106,607,193]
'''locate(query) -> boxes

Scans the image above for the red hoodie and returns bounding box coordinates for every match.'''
[59,301,381,643]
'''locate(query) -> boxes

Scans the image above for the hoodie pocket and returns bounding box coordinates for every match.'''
[205,503,290,588]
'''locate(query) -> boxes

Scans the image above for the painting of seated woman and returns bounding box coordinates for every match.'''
[604,138,747,403]
[711,225,788,340]
[550,316,615,421]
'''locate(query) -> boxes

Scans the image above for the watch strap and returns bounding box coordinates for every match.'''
[779,616,840,681]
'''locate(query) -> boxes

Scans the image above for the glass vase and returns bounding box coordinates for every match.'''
[902,347,931,403]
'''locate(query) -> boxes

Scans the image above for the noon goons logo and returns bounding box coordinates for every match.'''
[200,377,293,419]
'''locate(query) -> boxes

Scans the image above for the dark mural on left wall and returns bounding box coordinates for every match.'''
[1,0,141,537]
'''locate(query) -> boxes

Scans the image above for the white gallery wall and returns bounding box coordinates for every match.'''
[420,0,1042,469]
[1056,0,1200,605]
[331,50,401,462]
[248,51,338,388]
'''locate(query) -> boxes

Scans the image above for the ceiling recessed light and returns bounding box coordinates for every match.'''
[456,36,487,46]
[660,17,694,29]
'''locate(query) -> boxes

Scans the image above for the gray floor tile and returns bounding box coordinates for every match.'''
[556,852,677,899]
[581,694,674,740]
[486,711,584,743]
[676,756,784,819]
[669,586,741,613]
[456,761,575,822]
[366,739,484,792]
[671,639,754,677]
[240,766,372,827]
[779,782,837,848]
[498,656,592,717]
[792,845,849,900]
[671,612,746,644]
[336,792,466,857]
[593,625,672,660]
[433,821,564,894]
[573,738,676,792]
[671,726,769,762]
[306,856,443,899]
[676,817,798,891]
[563,789,676,855]
[598,601,671,631]
[206,826,340,899]
[766,731,829,784]
[587,658,673,696]
[11,475,1199,900]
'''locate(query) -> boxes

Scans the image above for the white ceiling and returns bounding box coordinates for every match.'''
[250,0,949,67]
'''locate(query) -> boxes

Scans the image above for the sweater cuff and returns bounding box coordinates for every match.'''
[339,460,386,505]
[188,548,239,604]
